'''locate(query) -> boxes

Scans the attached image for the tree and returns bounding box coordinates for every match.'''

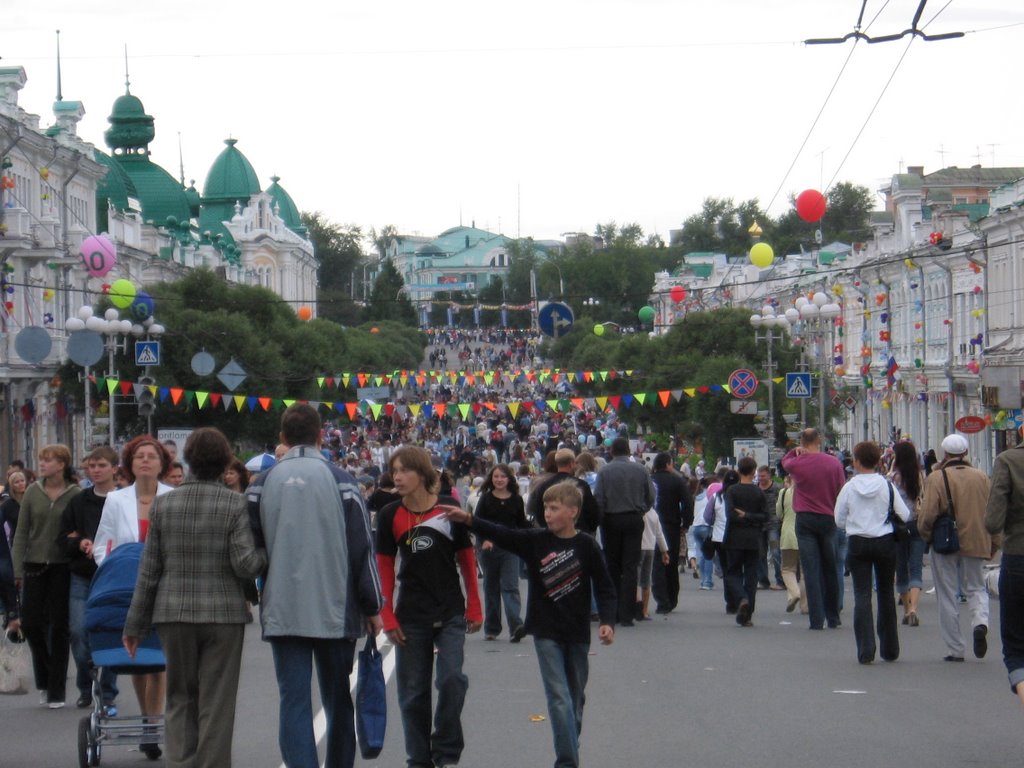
[367,259,417,326]
[303,212,365,326]
[369,224,398,260]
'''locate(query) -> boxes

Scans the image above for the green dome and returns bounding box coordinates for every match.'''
[113,153,192,226]
[104,90,155,151]
[265,175,306,236]
[94,149,139,232]
[202,138,260,204]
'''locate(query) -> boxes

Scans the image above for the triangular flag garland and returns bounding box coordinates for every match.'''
[87,374,794,419]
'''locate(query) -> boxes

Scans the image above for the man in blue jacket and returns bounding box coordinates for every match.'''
[251,404,384,768]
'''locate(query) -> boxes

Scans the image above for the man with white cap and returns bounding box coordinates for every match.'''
[918,434,996,662]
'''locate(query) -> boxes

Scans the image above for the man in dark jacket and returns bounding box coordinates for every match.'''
[528,449,601,534]
[651,453,693,614]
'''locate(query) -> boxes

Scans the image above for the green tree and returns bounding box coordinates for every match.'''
[367,259,417,326]
[673,197,769,257]
[303,212,365,326]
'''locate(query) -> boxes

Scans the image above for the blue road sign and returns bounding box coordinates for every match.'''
[135,340,161,366]
[786,372,812,399]
[538,302,574,338]
[728,368,758,399]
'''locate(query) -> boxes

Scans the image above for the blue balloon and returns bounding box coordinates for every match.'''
[130,291,155,322]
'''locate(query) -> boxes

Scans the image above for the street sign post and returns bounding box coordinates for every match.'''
[786,372,812,399]
[135,340,160,366]
[730,399,758,414]
[728,369,758,399]
[538,302,574,338]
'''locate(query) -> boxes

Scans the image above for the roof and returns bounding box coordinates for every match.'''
[265,175,306,236]
[412,226,511,268]
[203,138,260,204]
[94,149,138,212]
[112,153,191,226]
[924,166,1024,186]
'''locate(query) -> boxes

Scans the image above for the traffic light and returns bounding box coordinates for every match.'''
[137,376,156,417]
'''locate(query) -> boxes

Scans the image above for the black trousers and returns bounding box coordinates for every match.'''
[847,534,899,663]
[21,562,71,702]
[601,513,644,623]
[651,520,681,611]
[725,548,760,618]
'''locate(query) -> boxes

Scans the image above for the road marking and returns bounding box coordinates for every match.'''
[278,638,397,768]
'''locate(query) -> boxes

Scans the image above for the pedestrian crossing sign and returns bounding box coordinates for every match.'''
[135,341,161,366]
[785,372,812,399]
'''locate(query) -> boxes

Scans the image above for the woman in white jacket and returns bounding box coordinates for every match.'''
[835,441,910,665]
[92,435,172,759]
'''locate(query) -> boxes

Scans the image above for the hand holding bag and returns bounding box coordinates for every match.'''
[886,482,910,543]
[355,634,387,759]
[931,469,960,555]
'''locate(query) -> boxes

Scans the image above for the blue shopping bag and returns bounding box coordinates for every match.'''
[356,635,386,758]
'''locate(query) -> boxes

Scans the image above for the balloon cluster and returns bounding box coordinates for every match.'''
[65,278,164,338]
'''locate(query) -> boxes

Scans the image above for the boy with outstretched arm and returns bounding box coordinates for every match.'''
[445,480,615,768]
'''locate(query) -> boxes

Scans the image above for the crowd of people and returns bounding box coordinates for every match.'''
[2,394,1024,767]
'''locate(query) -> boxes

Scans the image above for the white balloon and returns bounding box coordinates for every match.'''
[119,319,133,334]
[795,296,809,309]
[812,291,829,307]
[77,306,94,320]
[131,324,145,337]
[149,324,166,336]
[142,317,154,328]
[800,304,820,318]
[761,305,775,317]
[85,316,106,332]
[65,317,85,332]
[750,314,763,327]
[104,308,120,321]
[785,308,800,322]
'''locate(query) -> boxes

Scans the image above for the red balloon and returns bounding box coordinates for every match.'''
[670,285,686,303]
[795,189,827,223]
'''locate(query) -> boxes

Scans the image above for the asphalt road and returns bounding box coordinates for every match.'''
[2,566,1019,768]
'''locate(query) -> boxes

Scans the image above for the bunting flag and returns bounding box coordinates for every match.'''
[84,372,797,422]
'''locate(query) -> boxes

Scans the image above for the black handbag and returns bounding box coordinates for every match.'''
[886,482,910,543]
[931,469,960,555]
[355,635,387,758]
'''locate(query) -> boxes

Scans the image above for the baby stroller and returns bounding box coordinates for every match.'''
[79,542,165,767]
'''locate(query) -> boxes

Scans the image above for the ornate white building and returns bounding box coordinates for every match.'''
[0,64,317,463]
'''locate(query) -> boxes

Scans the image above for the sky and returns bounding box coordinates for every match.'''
[5,0,1023,244]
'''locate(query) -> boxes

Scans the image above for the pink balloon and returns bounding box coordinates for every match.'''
[80,234,117,277]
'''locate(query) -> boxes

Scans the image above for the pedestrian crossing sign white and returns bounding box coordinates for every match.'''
[786,372,812,398]
[135,341,161,366]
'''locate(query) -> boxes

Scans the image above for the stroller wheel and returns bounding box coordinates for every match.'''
[78,716,100,767]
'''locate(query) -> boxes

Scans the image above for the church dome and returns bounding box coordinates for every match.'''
[202,138,260,204]
[265,175,306,236]
[104,90,155,152]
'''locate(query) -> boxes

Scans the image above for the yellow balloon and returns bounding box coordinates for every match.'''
[593,324,605,336]
[749,242,774,268]
[109,279,136,309]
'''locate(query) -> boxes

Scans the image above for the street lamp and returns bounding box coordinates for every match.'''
[750,306,790,445]
[583,297,601,310]
[791,291,841,442]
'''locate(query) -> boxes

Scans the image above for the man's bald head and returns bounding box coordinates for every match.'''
[554,448,576,470]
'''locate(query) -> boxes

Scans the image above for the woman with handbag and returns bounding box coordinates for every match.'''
[776,476,807,614]
[888,441,926,626]
[835,442,911,664]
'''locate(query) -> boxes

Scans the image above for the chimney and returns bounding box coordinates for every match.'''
[907,166,924,177]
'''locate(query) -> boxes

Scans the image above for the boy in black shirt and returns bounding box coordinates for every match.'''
[724,456,769,627]
[445,480,615,768]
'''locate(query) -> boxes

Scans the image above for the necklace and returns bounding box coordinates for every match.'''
[405,503,436,546]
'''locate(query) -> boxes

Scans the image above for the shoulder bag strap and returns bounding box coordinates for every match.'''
[940,468,956,520]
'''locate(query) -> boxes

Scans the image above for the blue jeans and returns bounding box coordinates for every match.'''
[895,520,926,593]
[999,555,1024,694]
[534,638,589,768]
[479,547,522,637]
[69,574,118,702]
[691,526,714,588]
[795,513,840,629]
[270,636,357,768]
[396,617,468,768]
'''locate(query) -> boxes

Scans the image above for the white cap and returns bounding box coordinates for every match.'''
[940,434,969,456]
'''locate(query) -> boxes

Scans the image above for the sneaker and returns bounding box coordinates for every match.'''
[483,634,497,641]
[76,694,92,709]
[973,625,988,659]
[699,584,713,591]
[510,624,527,643]
[48,700,65,709]
[140,743,163,759]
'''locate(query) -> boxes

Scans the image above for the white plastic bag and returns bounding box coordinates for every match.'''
[0,630,31,695]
